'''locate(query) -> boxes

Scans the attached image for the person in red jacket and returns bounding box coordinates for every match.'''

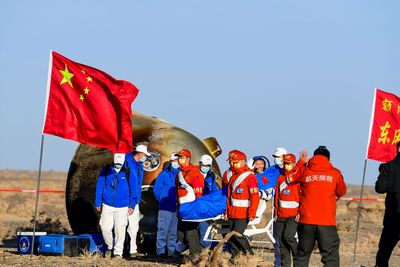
[225,150,260,259]
[222,150,242,187]
[274,154,302,267]
[288,146,346,267]
[175,149,204,258]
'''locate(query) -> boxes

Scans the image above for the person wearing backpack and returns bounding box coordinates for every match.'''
[95,153,135,258]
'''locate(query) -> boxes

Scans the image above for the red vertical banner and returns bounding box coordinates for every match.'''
[367,88,400,162]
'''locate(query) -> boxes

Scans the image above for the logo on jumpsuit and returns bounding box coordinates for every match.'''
[236,187,243,193]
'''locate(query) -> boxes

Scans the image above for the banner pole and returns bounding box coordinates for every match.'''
[30,134,45,256]
[353,88,378,262]
[352,158,368,262]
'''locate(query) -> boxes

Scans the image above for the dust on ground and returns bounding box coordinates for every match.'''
[0,169,399,266]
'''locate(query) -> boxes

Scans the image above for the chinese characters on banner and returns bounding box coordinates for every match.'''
[367,88,400,162]
[43,51,139,153]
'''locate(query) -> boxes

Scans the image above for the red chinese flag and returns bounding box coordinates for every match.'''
[366,88,400,162]
[43,51,139,153]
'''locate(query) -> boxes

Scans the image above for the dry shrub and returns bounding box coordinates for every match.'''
[232,249,271,267]
[337,222,352,232]
[182,231,272,267]
[16,211,69,235]
[345,200,359,210]
[78,247,105,266]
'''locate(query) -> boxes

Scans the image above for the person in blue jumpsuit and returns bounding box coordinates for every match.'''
[249,147,287,267]
[153,152,180,258]
[125,144,151,257]
[95,153,135,258]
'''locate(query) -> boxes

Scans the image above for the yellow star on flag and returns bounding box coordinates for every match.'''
[80,94,84,102]
[84,87,90,95]
[81,68,86,74]
[59,64,74,88]
[86,76,93,82]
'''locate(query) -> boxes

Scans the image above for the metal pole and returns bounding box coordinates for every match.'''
[30,134,45,256]
[352,158,368,263]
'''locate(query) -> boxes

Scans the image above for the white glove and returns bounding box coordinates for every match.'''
[266,188,275,200]
[259,188,275,200]
[259,190,268,200]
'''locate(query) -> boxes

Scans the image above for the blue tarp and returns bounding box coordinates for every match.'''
[178,187,228,220]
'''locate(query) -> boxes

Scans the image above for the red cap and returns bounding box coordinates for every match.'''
[227,150,240,161]
[228,150,246,162]
[177,149,192,158]
[283,154,296,163]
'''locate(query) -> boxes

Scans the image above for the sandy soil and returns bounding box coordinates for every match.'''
[0,169,399,266]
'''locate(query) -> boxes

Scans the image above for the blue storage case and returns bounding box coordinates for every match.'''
[17,231,47,255]
[39,234,90,256]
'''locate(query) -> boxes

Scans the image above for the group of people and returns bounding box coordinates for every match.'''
[95,142,350,266]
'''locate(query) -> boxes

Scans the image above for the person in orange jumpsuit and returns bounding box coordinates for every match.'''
[288,146,346,267]
[274,154,302,267]
[225,150,260,259]
[175,149,204,258]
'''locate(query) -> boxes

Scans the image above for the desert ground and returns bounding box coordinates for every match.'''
[0,169,399,266]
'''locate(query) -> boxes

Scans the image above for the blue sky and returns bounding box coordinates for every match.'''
[1,1,399,185]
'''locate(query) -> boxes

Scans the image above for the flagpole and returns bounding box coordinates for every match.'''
[353,88,377,262]
[352,158,368,262]
[30,134,45,256]
[30,51,53,256]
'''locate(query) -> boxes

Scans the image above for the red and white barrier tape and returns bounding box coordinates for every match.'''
[0,189,65,194]
[0,189,387,201]
[339,197,384,202]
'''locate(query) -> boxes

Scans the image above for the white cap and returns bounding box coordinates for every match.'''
[199,154,212,166]
[170,152,179,161]
[273,147,287,157]
[114,153,125,165]
[135,144,151,156]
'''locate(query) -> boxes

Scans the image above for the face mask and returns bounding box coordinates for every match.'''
[178,158,188,167]
[284,164,294,172]
[274,158,283,166]
[114,163,123,169]
[232,162,244,171]
[139,156,147,163]
[200,166,210,174]
[113,163,122,173]
[171,162,180,169]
